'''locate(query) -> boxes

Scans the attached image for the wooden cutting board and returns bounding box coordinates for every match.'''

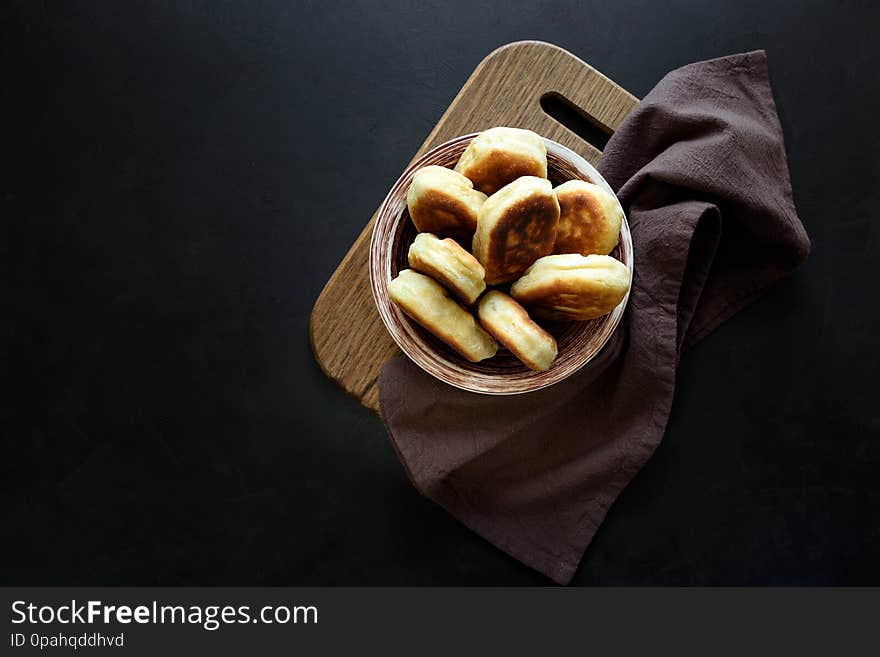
[309,41,639,411]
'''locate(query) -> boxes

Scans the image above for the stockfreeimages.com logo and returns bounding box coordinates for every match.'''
[11,599,318,631]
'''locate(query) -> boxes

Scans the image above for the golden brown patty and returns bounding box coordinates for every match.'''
[454,127,548,195]
[510,254,631,321]
[388,269,498,362]
[472,176,560,285]
[553,180,623,256]
[406,166,487,245]
[407,233,486,305]
[477,290,557,371]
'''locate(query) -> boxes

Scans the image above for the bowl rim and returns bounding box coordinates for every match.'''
[369,132,633,395]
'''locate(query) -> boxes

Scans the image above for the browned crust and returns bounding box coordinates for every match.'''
[460,150,546,196]
[513,278,627,321]
[554,187,617,255]
[409,189,479,244]
[483,191,559,284]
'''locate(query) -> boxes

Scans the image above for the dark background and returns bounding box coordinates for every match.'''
[2,0,878,585]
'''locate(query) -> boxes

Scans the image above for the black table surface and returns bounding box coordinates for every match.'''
[3,1,878,585]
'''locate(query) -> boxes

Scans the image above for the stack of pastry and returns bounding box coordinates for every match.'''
[388,127,631,372]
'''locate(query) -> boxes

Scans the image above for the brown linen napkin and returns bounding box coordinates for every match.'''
[378,50,810,584]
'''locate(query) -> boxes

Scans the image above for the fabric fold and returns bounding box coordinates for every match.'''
[379,50,810,584]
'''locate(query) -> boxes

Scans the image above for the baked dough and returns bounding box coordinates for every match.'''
[388,269,498,362]
[553,180,623,256]
[472,176,560,285]
[406,165,487,245]
[454,127,548,195]
[477,290,557,371]
[510,254,631,321]
[407,233,486,305]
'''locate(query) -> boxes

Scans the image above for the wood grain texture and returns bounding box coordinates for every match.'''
[309,41,639,411]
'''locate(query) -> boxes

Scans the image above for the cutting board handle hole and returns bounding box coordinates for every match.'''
[540,92,611,151]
